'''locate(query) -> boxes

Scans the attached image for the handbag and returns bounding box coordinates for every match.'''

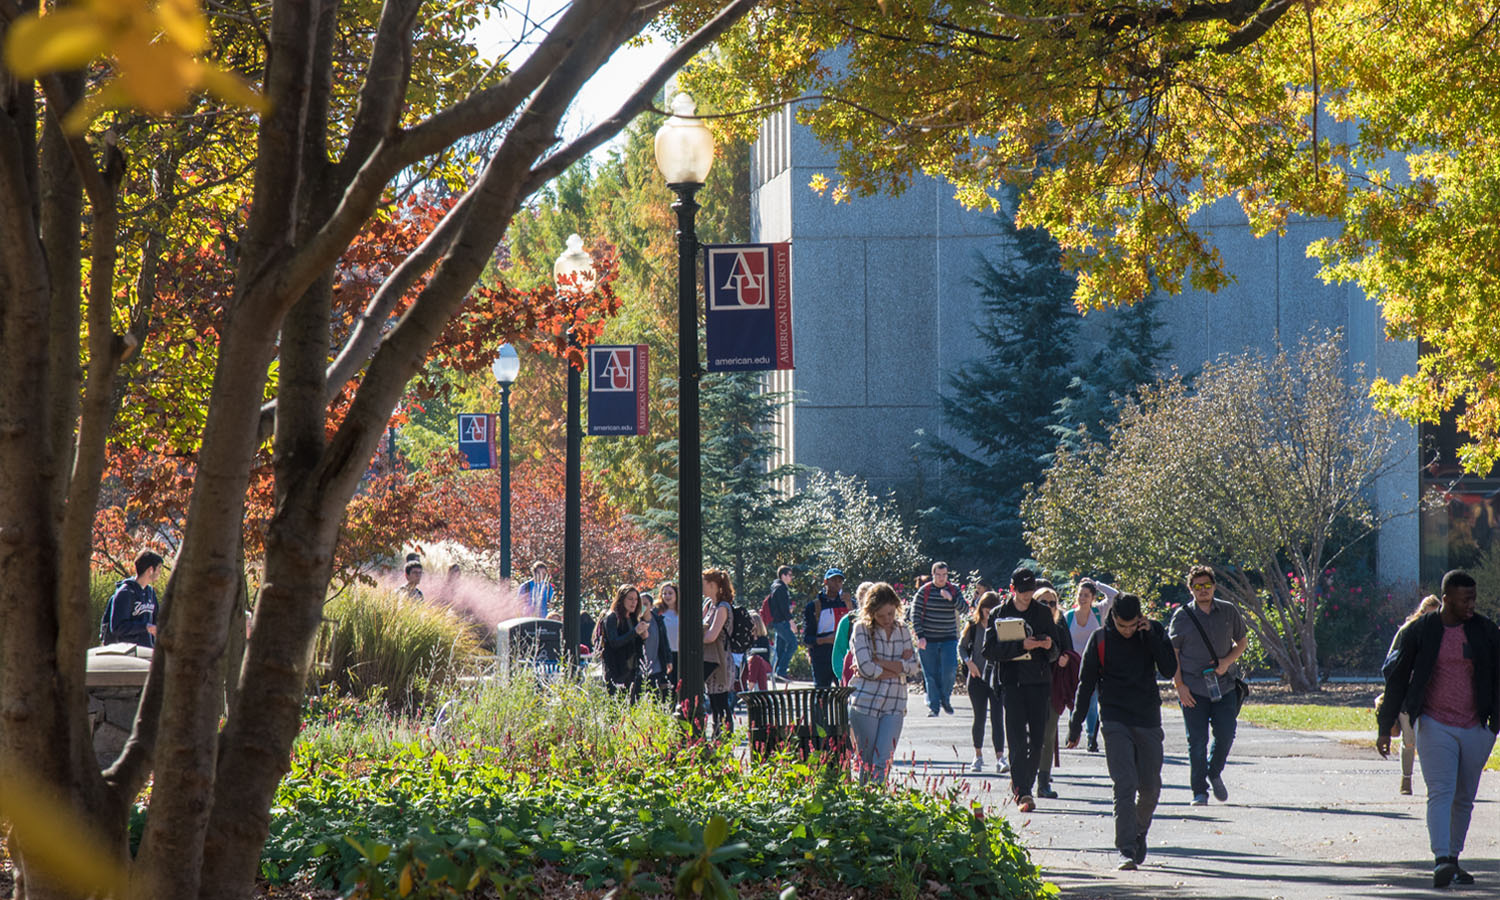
[1183,604,1250,706]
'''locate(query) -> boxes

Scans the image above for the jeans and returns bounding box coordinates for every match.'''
[850,708,905,784]
[1003,683,1051,798]
[1181,692,1239,796]
[969,677,1004,755]
[810,643,836,687]
[772,621,796,678]
[1416,715,1497,857]
[1101,721,1164,855]
[918,639,959,713]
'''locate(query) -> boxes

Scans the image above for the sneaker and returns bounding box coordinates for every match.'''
[970,754,985,773]
[1116,855,1138,871]
[1017,795,1035,813]
[996,757,1010,774]
[1434,857,1458,888]
[1036,783,1059,800]
[1087,737,1100,753]
[927,709,940,717]
[1133,834,1148,865]
[941,700,955,714]
[1191,793,1209,806]
[1400,775,1413,795]
[1453,859,1474,886]
[1210,775,1228,802]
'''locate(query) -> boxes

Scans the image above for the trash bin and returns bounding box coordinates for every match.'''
[495,617,563,679]
[741,687,852,765]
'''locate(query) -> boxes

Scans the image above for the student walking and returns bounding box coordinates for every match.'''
[960,591,1007,774]
[1066,593,1178,870]
[100,550,163,647]
[1066,579,1111,752]
[848,582,920,784]
[1035,587,1077,800]
[702,570,738,738]
[1168,565,1250,806]
[1377,570,1500,888]
[984,567,1061,811]
[767,565,797,681]
[912,562,969,716]
[804,569,850,688]
[1385,594,1441,795]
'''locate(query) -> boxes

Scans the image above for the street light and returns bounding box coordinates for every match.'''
[491,344,520,581]
[655,93,714,724]
[554,234,595,668]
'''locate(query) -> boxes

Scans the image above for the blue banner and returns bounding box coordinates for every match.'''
[587,345,648,436]
[702,242,794,372]
[457,413,496,469]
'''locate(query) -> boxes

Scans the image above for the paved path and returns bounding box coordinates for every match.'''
[886,694,1500,899]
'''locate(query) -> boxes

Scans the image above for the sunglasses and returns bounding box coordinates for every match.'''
[1189,582,1214,591]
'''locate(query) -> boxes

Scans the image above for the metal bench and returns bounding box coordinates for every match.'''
[740,687,852,765]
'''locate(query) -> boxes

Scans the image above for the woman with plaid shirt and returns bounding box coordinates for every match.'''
[849,582,921,784]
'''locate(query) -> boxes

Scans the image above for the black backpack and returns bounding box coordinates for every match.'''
[727,604,757,654]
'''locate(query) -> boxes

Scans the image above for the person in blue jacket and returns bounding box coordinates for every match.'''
[100,551,164,647]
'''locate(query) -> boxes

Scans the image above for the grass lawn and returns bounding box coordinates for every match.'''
[1240,702,1500,770]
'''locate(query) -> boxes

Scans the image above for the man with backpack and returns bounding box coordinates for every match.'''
[804,568,850,688]
[100,550,164,648]
[766,565,797,682]
[1067,593,1178,870]
[911,561,969,717]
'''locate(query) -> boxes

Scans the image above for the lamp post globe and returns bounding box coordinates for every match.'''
[554,236,594,670]
[655,94,714,729]
[655,94,715,186]
[492,344,520,581]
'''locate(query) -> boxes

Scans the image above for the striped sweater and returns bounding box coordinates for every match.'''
[911,582,968,642]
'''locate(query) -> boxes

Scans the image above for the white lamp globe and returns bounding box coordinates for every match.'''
[491,343,520,386]
[654,93,715,185]
[553,233,596,298]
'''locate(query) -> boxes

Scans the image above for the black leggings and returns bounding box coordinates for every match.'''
[708,691,733,737]
[969,677,1004,755]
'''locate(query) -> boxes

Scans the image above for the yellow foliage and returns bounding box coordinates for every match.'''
[4,0,265,132]
[0,763,125,895]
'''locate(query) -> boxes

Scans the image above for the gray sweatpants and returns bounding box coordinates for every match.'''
[1416,715,1497,858]
[1102,721,1164,855]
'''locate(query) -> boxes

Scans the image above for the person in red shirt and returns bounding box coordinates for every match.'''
[1378,570,1500,889]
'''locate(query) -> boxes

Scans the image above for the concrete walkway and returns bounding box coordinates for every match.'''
[885,694,1500,899]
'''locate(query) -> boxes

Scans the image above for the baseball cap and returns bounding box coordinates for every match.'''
[824,568,845,580]
[1010,567,1037,592]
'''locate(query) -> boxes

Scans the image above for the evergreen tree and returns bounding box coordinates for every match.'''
[1051,292,1172,452]
[638,371,816,600]
[922,211,1080,568]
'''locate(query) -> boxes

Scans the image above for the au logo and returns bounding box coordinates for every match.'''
[708,247,770,310]
[590,347,635,392]
[460,414,487,442]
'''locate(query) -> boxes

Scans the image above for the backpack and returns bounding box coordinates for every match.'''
[759,593,774,626]
[727,603,757,654]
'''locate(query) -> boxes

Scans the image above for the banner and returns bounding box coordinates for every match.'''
[457,413,496,469]
[702,242,794,372]
[587,344,648,436]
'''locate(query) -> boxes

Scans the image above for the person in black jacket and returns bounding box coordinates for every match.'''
[100,551,164,647]
[960,591,1006,774]
[767,565,797,681]
[804,568,849,687]
[601,584,650,703]
[984,567,1060,811]
[1377,570,1500,888]
[1066,593,1177,870]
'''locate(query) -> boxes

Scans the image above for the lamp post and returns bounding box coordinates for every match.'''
[655,94,715,722]
[554,234,595,668]
[491,344,520,581]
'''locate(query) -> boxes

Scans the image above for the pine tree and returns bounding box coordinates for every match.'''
[1051,292,1171,452]
[922,211,1080,569]
[638,371,816,600]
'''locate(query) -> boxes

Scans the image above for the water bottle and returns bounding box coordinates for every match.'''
[1203,667,1223,702]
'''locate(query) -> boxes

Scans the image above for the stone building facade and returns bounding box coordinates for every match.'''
[749,105,1421,586]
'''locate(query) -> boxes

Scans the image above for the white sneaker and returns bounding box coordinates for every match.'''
[996,757,1010,774]
[970,754,985,773]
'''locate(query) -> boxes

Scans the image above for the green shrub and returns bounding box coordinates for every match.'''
[318,587,482,709]
[262,743,1054,899]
